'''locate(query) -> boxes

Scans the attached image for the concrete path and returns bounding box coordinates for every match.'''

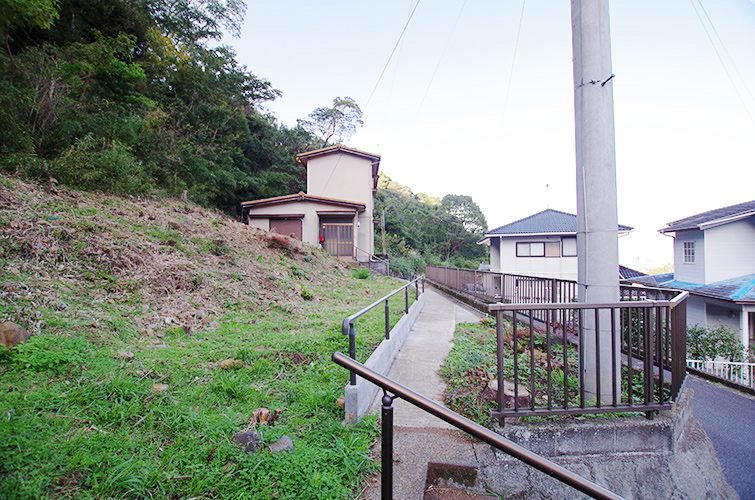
[686,376,755,500]
[360,287,488,500]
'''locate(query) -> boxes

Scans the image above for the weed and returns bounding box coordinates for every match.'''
[352,268,370,279]
[301,288,313,301]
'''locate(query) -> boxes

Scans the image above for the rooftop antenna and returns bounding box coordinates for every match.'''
[546,183,550,209]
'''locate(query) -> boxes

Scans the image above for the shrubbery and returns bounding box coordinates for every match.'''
[687,324,746,362]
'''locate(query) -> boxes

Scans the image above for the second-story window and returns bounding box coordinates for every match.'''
[683,241,695,263]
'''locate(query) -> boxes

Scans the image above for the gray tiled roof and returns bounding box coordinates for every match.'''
[485,209,632,236]
[660,200,755,233]
[659,274,755,303]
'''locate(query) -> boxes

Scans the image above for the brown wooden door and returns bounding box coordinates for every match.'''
[322,223,353,257]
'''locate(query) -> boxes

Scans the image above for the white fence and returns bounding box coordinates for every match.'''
[687,359,755,389]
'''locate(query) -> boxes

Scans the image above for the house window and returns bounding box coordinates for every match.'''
[683,241,695,263]
[562,237,577,257]
[516,242,560,257]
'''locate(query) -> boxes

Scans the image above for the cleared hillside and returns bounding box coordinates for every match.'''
[0,174,408,499]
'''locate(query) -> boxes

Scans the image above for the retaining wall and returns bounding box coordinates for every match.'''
[343,292,426,423]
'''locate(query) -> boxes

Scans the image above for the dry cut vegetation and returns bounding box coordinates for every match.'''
[0,173,412,499]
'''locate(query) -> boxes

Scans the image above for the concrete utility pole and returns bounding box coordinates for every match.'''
[571,0,620,404]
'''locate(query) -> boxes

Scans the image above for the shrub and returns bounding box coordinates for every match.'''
[352,268,370,279]
[687,324,745,362]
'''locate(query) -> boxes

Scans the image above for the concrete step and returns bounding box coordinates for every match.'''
[423,462,493,500]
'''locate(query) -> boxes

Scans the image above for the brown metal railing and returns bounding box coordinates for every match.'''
[489,292,688,420]
[426,265,677,306]
[332,352,624,500]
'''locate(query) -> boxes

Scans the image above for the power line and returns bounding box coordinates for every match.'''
[364,0,422,112]
[411,0,469,125]
[499,0,528,137]
[689,0,755,128]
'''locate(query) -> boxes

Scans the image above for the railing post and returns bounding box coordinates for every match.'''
[385,299,390,340]
[349,323,357,386]
[381,392,396,500]
[404,287,409,314]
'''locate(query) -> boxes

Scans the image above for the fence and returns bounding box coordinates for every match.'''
[332,352,624,500]
[488,292,688,419]
[687,359,755,389]
[425,265,678,306]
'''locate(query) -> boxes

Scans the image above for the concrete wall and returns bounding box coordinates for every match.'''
[343,291,426,423]
[498,236,578,281]
[704,218,755,284]
[307,154,375,260]
[674,230,705,284]
[481,387,736,499]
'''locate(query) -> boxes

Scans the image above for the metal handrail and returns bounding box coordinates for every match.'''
[332,352,624,500]
[342,275,424,385]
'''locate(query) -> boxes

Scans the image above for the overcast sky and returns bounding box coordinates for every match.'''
[226,0,755,271]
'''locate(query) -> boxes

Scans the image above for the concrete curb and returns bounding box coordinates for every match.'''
[344,292,426,423]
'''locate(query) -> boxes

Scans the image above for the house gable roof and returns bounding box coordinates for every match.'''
[659,200,755,234]
[484,209,632,237]
[241,192,365,212]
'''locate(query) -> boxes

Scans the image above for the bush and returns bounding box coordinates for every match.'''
[352,268,370,279]
[687,324,745,362]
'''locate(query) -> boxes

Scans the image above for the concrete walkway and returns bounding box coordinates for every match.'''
[360,287,490,500]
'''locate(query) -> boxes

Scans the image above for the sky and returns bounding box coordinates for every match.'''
[225,0,755,271]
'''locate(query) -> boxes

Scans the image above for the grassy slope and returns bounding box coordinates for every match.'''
[0,174,411,499]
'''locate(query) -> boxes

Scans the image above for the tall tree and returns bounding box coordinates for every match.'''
[298,96,363,145]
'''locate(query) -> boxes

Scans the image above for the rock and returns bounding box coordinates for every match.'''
[0,322,31,348]
[116,350,135,361]
[219,358,243,370]
[269,435,294,454]
[152,383,169,392]
[233,431,262,454]
[482,379,531,409]
[335,395,345,409]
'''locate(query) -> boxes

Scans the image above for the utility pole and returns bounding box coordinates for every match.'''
[571,0,620,404]
[381,209,387,256]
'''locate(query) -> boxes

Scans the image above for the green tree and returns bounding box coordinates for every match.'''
[299,96,363,145]
[0,0,59,80]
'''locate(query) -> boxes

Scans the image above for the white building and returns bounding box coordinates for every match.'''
[634,201,755,350]
[478,209,632,281]
[241,145,380,263]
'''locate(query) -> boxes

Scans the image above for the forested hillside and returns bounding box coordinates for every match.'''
[375,173,488,270]
[1,0,487,268]
[0,0,322,213]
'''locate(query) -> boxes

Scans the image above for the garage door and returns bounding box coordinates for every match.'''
[270,219,302,240]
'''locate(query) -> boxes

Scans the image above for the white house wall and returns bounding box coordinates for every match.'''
[499,236,577,280]
[685,295,707,328]
[306,154,375,259]
[247,200,367,259]
[704,218,755,284]
[674,230,705,284]
[490,238,501,273]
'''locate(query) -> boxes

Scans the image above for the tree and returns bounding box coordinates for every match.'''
[298,96,363,144]
[441,194,487,234]
[1,0,60,80]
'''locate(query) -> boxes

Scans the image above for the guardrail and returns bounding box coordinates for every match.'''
[687,359,755,389]
[425,265,679,306]
[488,292,688,419]
[342,275,424,385]
[332,352,624,500]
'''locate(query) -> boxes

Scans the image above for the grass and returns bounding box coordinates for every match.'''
[441,318,655,426]
[0,173,417,499]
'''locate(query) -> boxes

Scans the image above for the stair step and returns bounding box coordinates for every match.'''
[423,462,491,500]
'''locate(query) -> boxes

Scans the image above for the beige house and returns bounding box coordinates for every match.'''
[242,145,380,263]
